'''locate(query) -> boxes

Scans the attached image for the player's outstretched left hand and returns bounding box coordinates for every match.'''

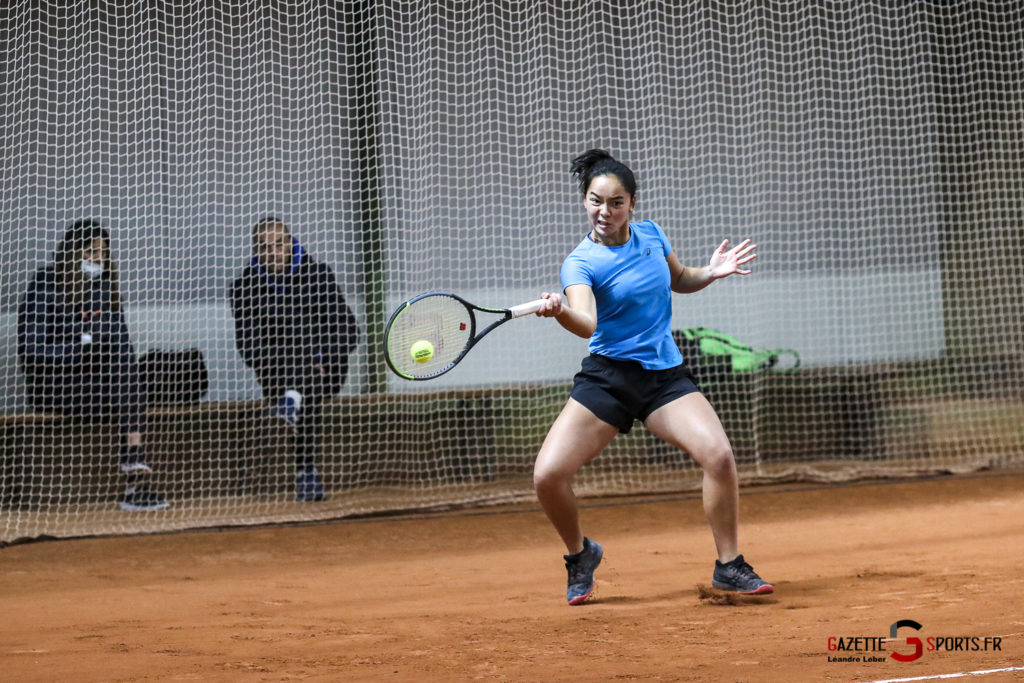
[709,239,757,278]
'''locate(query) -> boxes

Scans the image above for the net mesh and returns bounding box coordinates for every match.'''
[2,1,1022,542]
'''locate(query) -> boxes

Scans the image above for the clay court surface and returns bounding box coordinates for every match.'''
[3,471,1023,682]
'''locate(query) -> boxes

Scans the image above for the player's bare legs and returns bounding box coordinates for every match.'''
[533,398,619,554]
[644,392,739,562]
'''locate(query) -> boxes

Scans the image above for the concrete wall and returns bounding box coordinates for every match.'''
[0,267,945,409]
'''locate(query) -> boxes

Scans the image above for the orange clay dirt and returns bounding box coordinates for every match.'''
[2,470,1023,682]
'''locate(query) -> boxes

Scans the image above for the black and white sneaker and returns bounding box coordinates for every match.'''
[119,446,153,474]
[120,485,170,511]
[712,554,773,594]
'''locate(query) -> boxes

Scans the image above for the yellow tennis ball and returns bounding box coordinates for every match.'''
[411,340,434,364]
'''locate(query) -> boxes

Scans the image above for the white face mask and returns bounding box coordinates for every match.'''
[81,260,104,280]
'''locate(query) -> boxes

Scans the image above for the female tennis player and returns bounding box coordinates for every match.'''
[533,149,773,605]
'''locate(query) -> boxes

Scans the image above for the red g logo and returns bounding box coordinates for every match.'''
[889,619,924,662]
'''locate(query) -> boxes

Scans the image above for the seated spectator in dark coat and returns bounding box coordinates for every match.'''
[229,217,359,502]
[17,219,169,511]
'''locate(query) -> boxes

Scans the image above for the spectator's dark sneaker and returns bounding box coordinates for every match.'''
[270,390,302,429]
[712,554,773,594]
[119,446,153,474]
[564,537,603,605]
[295,464,325,502]
[119,485,170,511]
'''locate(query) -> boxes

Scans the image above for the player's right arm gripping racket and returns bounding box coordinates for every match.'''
[383,291,545,380]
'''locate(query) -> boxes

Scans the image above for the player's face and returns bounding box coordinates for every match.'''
[256,223,292,275]
[584,174,635,246]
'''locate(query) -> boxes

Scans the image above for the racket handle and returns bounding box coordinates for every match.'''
[509,299,547,318]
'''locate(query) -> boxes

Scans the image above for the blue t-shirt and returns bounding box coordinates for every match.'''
[560,219,682,370]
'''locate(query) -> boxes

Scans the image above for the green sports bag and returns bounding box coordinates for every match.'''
[675,327,800,374]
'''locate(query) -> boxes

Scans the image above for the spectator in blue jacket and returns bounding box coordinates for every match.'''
[230,217,359,502]
[17,220,169,511]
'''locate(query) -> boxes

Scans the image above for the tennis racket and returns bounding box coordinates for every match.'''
[384,291,546,380]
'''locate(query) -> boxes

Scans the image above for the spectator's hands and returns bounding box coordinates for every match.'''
[709,239,757,279]
[65,315,94,353]
[535,292,563,317]
[75,310,106,345]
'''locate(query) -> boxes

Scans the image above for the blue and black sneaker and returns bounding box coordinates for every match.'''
[564,537,603,605]
[712,554,773,594]
[295,464,325,502]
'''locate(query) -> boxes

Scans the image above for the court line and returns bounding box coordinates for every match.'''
[857,665,1024,683]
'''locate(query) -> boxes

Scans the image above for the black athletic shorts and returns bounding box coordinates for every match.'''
[569,353,703,434]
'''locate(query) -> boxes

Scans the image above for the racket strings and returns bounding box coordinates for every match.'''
[386,296,473,378]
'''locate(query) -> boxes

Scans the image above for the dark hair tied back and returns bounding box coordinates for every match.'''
[61,219,109,251]
[570,149,637,198]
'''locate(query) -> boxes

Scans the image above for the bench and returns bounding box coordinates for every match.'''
[4,356,1020,509]
[0,386,569,509]
[1,401,264,508]
[702,355,1023,465]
